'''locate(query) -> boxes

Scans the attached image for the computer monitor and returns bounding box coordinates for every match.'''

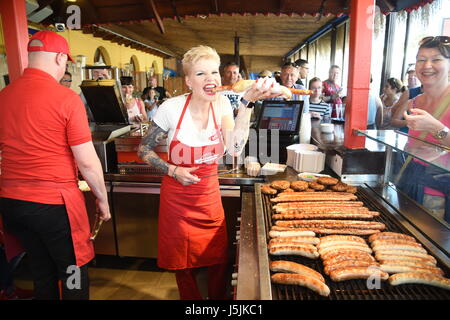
[257,100,304,133]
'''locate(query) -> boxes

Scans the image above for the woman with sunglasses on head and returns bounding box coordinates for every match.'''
[138,46,279,300]
[397,36,450,223]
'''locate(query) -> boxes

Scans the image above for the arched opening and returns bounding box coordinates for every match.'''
[94,46,111,65]
[130,55,140,72]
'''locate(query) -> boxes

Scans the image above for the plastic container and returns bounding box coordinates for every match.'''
[299,112,312,144]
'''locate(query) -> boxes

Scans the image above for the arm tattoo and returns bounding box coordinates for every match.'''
[138,121,170,174]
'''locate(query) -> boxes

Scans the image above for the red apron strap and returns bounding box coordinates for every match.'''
[172,94,192,142]
[210,101,219,129]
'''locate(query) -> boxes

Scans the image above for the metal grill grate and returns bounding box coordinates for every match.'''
[261,188,450,300]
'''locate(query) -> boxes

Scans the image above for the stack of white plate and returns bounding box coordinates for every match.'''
[286,144,318,168]
[285,144,325,173]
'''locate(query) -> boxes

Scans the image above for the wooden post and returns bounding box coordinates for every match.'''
[344,0,375,149]
[0,0,29,82]
[234,34,240,66]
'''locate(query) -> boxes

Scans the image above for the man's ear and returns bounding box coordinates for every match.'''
[55,52,66,67]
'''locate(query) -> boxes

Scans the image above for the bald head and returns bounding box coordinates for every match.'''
[27,39,68,81]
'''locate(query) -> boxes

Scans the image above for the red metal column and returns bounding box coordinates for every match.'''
[0,0,29,82]
[344,0,375,149]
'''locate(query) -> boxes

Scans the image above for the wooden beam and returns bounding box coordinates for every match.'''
[144,0,165,34]
[171,0,182,23]
[212,0,219,13]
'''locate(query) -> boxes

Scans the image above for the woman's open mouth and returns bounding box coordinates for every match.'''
[204,84,217,95]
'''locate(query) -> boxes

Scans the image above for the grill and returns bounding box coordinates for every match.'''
[259,186,450,300]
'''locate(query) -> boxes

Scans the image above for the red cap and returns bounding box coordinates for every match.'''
[27,30,74,62]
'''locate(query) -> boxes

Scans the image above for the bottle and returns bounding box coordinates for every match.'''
[299,112,311,144]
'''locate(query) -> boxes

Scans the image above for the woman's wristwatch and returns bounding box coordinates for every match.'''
[240,97,255,109]
[433,126,449,140]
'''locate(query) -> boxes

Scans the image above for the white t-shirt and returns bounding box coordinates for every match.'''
[220,90,243,111]
[153,94,233,147]
[127,99,141,124]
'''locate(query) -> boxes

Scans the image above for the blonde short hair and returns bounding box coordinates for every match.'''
[182,45,220,75]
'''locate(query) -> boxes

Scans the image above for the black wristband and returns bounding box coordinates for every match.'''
[240,97,255,108]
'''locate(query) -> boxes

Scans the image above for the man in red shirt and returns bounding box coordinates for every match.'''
[0,30,110,300]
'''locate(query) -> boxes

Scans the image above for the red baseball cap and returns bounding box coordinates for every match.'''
[27,30,74,62]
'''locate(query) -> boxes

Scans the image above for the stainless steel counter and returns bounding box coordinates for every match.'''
[104,167,265,186]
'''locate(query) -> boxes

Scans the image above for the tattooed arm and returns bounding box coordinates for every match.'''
[138,121,200,185]
[138,121,172,174]
[222,78,282,157]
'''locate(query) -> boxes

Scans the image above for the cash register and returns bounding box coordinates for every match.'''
[247,100,304,164]
[80,79,131,172]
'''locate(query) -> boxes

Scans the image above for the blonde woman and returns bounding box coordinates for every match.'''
[138,45,279,299]
[397,36,450,222]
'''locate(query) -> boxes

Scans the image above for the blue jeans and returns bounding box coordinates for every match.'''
[397,160,450,223]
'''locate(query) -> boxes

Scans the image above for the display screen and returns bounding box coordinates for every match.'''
[258,101,303,132]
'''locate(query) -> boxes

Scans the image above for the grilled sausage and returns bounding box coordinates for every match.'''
[273,206,369,212]
[275,220,386,230]
[318,240,370,250]
[270,193,358,203]
[321,249,375,262]
[271,225,381,236]
[272,212,377,220]
[269,242,317,251]
[375,253,437,265]
[274,201,364,208]
[329,267,389,282]
[368,232,416,243]
[372,244,427,254]
[324,260,379,275]
[300,228,381,236]
[319,245,373,257]
[388,272,450,290]
[323,255,377,267]
[270,260,325,283]
[379,264,444,276]
[269,245,319,259]
[269,230,316,238]
[269,236,320,246]
[271,273,330,296]
[371,239,422,248]
[319,235,366,244]
[373,249,431,259]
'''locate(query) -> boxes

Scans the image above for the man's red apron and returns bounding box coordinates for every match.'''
[158,94,228,270]
[0,180,94,267]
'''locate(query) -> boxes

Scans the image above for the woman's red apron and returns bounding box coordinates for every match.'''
[0,180,94,266]
[158,94,228,270]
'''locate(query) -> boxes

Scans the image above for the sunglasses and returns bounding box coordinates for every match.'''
[419,36,450,46]
[61,79,72,82]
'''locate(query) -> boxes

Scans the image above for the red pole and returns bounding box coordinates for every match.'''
[0,0,29,82]
[344,0,375,149]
